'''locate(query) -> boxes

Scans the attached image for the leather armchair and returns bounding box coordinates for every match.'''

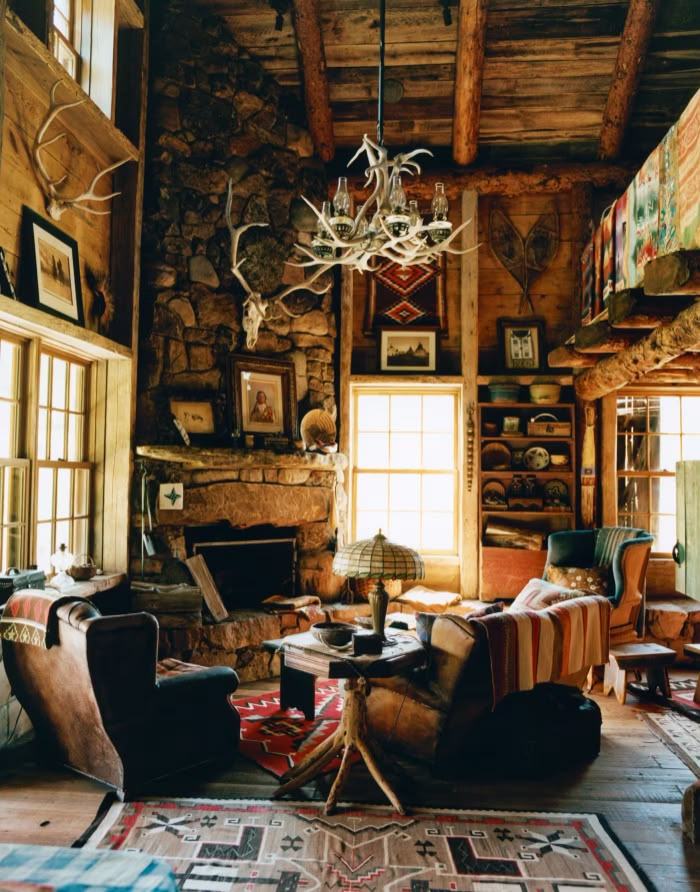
[544,527,653,643]
[1,597,240,798]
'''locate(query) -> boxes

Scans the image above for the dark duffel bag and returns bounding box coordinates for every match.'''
[463,683,602,777]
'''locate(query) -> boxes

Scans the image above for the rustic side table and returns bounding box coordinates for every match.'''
[603,641,676,704]
[268,631,425,815]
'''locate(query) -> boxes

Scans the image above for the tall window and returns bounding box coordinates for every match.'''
[351,384,460,554]
[616,392,700,553]
[50,0,81,78]
[0,331,92,575]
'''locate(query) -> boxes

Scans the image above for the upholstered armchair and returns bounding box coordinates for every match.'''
[1,596,241,798]
[544,527,654,643]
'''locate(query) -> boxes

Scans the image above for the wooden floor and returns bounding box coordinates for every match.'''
[1,676,699,891]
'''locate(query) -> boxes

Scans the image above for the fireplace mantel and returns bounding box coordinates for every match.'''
[135,445,347,472]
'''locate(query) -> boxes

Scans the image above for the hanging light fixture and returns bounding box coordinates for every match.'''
[296,0,470,273]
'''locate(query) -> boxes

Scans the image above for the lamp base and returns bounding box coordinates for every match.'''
[367,579,390,640]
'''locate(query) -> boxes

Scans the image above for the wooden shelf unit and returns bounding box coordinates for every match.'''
[478,378,577,599]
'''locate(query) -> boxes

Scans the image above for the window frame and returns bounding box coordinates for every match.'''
[49,0,83,80]
[349,380,462,557]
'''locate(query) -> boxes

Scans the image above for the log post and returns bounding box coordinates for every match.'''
[643,251,700,296]
[452,0,488,166]
[575,301,700,400]
[292,0,334,162]
[597,0,659,160]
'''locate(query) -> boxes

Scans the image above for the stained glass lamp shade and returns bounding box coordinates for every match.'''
[332,530,424,637]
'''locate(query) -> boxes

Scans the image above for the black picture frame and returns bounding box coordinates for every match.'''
[21,206,84,325]
[497,317,545,371]
[227,353,298,444]
[0,247,17,299]
[378,326,438,372]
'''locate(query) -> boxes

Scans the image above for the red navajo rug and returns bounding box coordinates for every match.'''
[231,681,354,778]
[80,797,654,892]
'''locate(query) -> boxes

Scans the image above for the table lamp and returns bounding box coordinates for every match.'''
[332,529,424,637]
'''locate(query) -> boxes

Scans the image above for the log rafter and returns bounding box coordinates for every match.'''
[574,300,700,400]
[597,0,660,161]
[452,0,488,166]
[292,0,334,162]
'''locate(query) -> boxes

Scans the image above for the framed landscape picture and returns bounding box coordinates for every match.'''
[22,207,84,325]
[227,354,298,442]
[379,327,438,372]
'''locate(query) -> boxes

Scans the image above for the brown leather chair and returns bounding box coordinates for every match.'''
[1,597,240,798]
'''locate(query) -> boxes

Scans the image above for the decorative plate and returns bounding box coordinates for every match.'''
[543,479,569,505]
[523,445,550,471]
[482,480,508,507]
[481,442,511,470]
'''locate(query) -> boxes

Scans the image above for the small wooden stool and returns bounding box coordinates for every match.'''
[682,642,700,705]
[603,642,676,705]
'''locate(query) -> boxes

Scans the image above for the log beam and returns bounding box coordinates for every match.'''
[452,0,488,166]
[347,162,634,200]
[292,0,334,162]
[574,322,639,353]
[575,301,700,400]
[549,344,700,371]
[597,0,659,160]
[643,251,700,296]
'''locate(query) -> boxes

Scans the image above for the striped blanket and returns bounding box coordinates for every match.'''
[0,588,91,648]
[470,595,611,707]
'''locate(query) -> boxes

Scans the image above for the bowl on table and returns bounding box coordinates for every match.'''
[310,621,357,648]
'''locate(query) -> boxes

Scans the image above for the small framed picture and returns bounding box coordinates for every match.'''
[0,247,16,299]
[497,317,545,371]
[379,327,438,372]
[21,207,83,324]
[169,398,218,445]
[227,354,298,443]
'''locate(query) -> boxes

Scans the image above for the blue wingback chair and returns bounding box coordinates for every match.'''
[544,527,654,643]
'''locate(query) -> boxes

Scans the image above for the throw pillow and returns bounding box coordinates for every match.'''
[545,564,610,596]
[468,601,506,619]
[511,577,589,610]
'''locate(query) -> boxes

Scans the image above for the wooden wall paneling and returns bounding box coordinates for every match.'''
[477,191,574,357]
[0,0,6,170]
[460,191,479,597]
[338,266,352,547]
[600,392,617,527]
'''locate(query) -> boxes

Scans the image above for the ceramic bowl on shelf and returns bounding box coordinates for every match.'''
[488,383,520,403]
[529,383,561,404]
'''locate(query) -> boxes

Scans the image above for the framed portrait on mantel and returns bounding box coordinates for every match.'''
[21,207,84,325]
[227,354,298,442]
[497,317,545,371]
[364,255,446,335]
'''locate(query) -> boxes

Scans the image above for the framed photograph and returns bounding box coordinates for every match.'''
[169,398,219,445]
[227,353,298,442]
[379,327,438,372]
[21,207,83,324]
[497,317,545,371]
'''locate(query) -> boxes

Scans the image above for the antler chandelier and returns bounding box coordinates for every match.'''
[297,0,469,273]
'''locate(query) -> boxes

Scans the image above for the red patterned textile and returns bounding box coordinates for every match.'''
[469,595,610,707]
[0,589,90,648]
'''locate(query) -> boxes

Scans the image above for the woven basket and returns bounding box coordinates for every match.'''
[67,554,97,581]
[351,577,403,602]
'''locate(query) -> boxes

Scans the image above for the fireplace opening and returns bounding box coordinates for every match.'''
[185,524,297,610]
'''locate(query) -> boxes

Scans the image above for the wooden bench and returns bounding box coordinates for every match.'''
[603,642,677,705]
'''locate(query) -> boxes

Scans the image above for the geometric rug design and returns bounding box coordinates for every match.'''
[80,797,655,891]
[231,682,352,779]
[640,710,700,777]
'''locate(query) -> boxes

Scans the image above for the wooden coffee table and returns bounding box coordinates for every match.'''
[269,631,425,815]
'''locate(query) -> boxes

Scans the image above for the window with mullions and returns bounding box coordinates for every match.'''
[616,393,700,554]
[50,0,81,79]
[0,337,28,570]
[35,351,90,575]
[351,386,460,554]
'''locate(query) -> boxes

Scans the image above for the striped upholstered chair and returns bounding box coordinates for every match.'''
[544,526,654,644]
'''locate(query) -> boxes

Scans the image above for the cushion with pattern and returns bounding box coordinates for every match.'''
[511,578,590,610]
[545,564,610,596]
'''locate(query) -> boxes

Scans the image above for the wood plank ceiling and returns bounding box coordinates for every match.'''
[195,0,700,171]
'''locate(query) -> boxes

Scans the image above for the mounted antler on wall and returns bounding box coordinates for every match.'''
[32,81,136,220]
[225,178,332,349]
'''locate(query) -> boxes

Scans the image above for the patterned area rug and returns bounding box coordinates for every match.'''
[640,710,700,777]
[231,682,353,778]
[668,677,700,719]
[80,798,654,892]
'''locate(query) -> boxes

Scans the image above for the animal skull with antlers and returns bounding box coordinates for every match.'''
[32,81,136,220]
[225,179,333,349]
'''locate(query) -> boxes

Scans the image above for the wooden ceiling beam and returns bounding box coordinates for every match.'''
[597,0,659,161]
[452,0,488,166]
[574,300,700,400]
[291,0,334,162]
[346,161,633,200]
